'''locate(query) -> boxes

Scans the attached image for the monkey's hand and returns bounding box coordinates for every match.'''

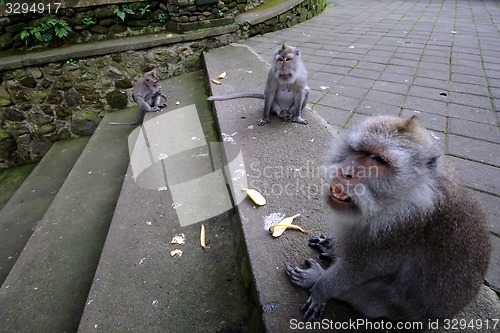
[286,259,328,322]
[285,259,324,289]
[300,294,327,322]
[309,235,336,260]
[147,106,161,112]
[292,115,308,125]
[257,117,270,126]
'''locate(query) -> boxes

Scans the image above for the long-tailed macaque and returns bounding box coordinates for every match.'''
[286,116,491,322]
[208,43,309,126]
[109,71,167,125]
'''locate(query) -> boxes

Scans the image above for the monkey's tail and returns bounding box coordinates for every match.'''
[108,111,143,125]
[207,93,265,101]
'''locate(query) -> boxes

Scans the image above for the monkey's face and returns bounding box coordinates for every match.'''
[273,47,300,82]
[145,73,161,89]
[327,148,393,215]
[325,116,442,217]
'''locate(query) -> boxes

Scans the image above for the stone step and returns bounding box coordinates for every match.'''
[0,107,137,332]
[77,72,254,333]
[0,137,89,285]
[0,164,36,210]
[203,43,336,332]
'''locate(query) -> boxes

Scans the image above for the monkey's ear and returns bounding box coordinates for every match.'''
[281,42,288,50]
[400,116,418,132]
[295,48,300,56]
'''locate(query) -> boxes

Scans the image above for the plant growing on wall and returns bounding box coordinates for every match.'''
[20,16,72,45]
[82,17,96,26]
[158,13,168,23]
[114,5,134,21]
[139,4,151,15]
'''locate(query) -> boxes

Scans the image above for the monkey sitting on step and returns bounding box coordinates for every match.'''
[286,116,491,322]
[208,43,309,126]
[109,70,167,125]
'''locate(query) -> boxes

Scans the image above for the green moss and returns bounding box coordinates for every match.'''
[247,0,289,12]
[0,163,37,210]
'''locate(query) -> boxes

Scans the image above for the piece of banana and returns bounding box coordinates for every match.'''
[241,187,266,206]
[200,224,206,248]
[211,79,222,85]
[218,71,227,79]
[269,213,302,237]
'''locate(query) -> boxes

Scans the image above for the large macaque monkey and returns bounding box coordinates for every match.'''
[109,71,167,125]
[286,116,490,322]
[208,43,310,126]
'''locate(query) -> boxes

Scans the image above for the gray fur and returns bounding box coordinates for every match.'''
[109,71,167,125]
[286,116,491,322]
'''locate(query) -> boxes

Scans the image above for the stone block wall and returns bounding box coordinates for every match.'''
[0,0,265,51]
[242,0,327,37]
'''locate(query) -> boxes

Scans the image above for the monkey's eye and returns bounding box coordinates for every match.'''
[285,57,291,62]
[371,155,388,165]
[277,58,284,62]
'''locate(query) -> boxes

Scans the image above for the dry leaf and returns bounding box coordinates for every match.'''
[170,249,183,257]
[171,234,186,245]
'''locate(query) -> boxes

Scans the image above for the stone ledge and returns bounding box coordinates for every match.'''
[236,0,305,26]
[0,24,238,71]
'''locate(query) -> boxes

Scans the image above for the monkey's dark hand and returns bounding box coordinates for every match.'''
[257,118,270,126]
[309,235,335,260]
[285,258,324,289]
[300,295,327,322]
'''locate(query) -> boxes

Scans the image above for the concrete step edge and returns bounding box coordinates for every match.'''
[0,107,138,332]
[0,136,90,286]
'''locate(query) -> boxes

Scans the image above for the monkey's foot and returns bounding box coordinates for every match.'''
[300,295,327,322]
[292,116,308,125]
[285,258,324,289]
[257,118,270,126]
[148,106,161,112]
[159,103,167,108]
[309,235,335,260]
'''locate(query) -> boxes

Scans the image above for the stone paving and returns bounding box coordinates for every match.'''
[241,0,500,289]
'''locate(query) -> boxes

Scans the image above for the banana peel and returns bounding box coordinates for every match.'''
[269,213,311,237]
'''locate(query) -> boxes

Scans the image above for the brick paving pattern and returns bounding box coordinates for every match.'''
[242,0,500,288]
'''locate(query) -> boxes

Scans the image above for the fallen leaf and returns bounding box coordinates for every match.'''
[170,249,183,257]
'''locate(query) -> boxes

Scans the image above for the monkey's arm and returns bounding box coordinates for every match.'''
[207,92,264,101]
[258,75,278,126]
[290,82,309,125]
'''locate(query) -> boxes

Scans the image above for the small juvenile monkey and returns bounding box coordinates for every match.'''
[286,116,491,322]
[208,43,310,126]
[109,71,167,125]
